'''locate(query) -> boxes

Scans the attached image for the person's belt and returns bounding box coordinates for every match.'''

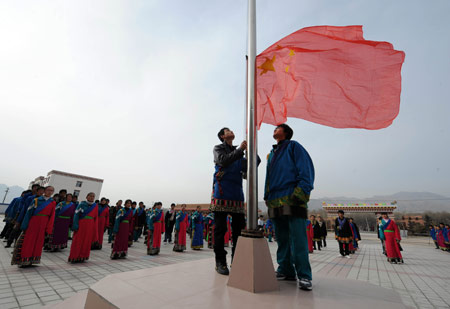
[36,214,48,217]
[82,216,93,219]
[58,216,70,219]
[122,220,129,223]
[384,230,394,232]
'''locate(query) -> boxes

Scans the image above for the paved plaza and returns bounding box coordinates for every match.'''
[0,218,450,308]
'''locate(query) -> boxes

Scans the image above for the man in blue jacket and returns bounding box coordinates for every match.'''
[264,124,315,291]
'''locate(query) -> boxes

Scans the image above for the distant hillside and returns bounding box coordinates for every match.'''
[0,184,26,204]
[259,191,450,213]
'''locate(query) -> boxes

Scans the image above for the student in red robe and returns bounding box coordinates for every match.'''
[11,186,56,267]
[111,199,133,259]
[173,204,189,252]
[306,219,314,253]
[91,197,109,250]
[68,192,98,263]
[147,202,165,255]
[380,212,403,264]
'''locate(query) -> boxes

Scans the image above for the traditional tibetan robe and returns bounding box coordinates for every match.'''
[205,213,215,249]
[443,227,450,250]
[92,205,109,250]
[111,208,133,259]
[306,220,314,253]
[224,216,231,247]
[68,202,98,263]
[349,222,360,253]
[128,208,137,247]
[147,209,165,255]
[11,196,56,266]
[191,211,204,249]
[264,218,274,242]
[47,201,76,251]
[381,219,403,263]
[173,210,189,252]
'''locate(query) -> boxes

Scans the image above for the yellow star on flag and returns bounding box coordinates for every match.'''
[258,55,276,75]
[289,49,295,56]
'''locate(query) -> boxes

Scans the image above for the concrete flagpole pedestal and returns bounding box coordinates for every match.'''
[227,237,278,293]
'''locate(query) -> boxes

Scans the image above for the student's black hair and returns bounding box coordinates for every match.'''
[217,127,230,142]
[381,212,388,216]
[37,186,45,191]
[31,184,40,189]
[171,203,176,206]
[59,189,67,194]
[276,123,294,140]
[338,210,344,215]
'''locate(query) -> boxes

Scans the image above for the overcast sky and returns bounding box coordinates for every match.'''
[1,0,449,206]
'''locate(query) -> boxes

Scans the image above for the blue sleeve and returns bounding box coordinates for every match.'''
[5,198,17,218]
[20,198,36,231]
[17,197,33,224]
[113,210,122,233]
[291,142,315,196]
[72,205,81,231]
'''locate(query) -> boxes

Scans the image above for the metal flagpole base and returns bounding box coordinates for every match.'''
[227,236,278,293]
[241,229,264,238]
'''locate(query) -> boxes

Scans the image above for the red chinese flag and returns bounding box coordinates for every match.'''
[256,26,405,129]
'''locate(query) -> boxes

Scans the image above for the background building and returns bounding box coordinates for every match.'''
[29,170,103,200]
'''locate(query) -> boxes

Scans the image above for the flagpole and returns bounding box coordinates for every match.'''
[227,0,278,292]
[246,0,257,232]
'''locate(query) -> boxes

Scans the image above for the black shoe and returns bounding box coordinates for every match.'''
[5,244,11,248]
[215,263,229,276]
[275,272,296,281]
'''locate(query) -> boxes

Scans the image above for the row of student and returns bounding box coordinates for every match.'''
[429,224,450,251]
[1,189,237,266]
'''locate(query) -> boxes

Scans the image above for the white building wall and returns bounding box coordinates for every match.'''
[43,174,103,201]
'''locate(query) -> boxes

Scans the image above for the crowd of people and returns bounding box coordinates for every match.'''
[429,223,450,252]
[0,186,238,267]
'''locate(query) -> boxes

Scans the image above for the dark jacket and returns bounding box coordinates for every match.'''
[335,217,352,238]
[210,141,246,214]
[109,206,121,226]
[165,209,176,228]
[319,220,327,237]
[311,220,322,240]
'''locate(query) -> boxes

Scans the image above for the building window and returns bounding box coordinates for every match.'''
[74,190,80,197]
[76,181,83,188]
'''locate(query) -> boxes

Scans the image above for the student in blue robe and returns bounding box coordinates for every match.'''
[191,206,204,250]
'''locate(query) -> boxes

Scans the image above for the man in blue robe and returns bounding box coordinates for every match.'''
[210,127,248,275]
[264,124,314,291]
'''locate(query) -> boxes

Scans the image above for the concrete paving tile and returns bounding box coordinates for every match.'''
[40,295,61,302]
[37,290,57,297]
[0,297,17,304]
[17,298,41,306]
[0,301,20,309]
[0,292,14,298]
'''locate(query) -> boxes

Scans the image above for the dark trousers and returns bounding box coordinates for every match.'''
[0,222,12,238]
[108,227,114,242]
[213,212,245,264]
[322,236,327,247]
[314,240,322,250]
[7,225,21,246]
[339,242,350,256]
[434,241,439,249]
[164,222,175,242]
